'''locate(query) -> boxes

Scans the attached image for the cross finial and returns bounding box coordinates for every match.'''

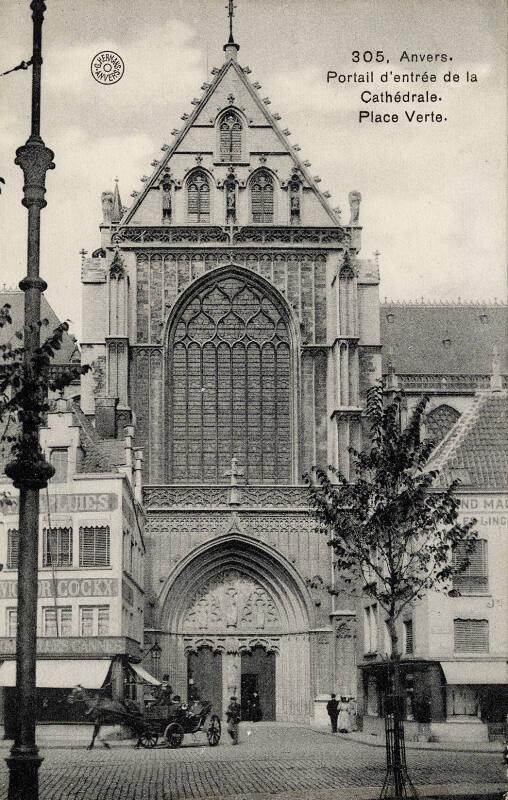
[226,0,236,42]
[224,0,239,58]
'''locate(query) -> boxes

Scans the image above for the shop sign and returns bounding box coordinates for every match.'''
[1,493,118,516]
[0,578,119,600]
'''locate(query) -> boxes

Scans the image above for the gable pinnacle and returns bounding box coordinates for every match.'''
[224,0,240,60]
[111,178,122,223]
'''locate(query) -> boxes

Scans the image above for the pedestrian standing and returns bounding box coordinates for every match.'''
[326,693,339,733]
[250,691,262,722]
[226,695,241,745]
[337,696,351,733]
[347,696,357,731]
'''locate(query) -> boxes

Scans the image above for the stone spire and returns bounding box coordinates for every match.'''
[224,0,240,61]
[111,177,123,223]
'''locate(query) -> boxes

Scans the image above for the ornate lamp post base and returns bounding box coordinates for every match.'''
[6,753,44,800]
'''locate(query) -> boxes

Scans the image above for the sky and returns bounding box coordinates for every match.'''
[0,0,506,339]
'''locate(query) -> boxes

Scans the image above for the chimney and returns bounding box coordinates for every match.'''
[124,425,135,484]
[490,346,503,392]
[95,396,118,439]
[133,447,144,502]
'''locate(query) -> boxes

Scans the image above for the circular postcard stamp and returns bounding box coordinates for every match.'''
[91,51,124,85]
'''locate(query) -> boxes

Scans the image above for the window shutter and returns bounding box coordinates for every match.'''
[43,527,72,567]
[60,607,72,636]
[7,609,17,638]
[98,607,110,636]
[454,619,489,652]
[7,530,19,569]
[453,540,488,592]
[404,620,414,654]
[44,608,58,637]
[79,526,110,567]
[80,607,94,636]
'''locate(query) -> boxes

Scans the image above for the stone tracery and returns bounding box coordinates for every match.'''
[183,569,280,632]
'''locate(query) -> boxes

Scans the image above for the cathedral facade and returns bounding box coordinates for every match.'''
[80,37,381,722]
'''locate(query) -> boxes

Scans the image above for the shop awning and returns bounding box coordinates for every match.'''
[441,661,508,685]
[129,663,161,686]
[0,659,111,689]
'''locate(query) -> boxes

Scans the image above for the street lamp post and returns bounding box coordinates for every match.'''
[5,2,54,798]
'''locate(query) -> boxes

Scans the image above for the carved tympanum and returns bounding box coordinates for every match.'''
[183,570,280,632]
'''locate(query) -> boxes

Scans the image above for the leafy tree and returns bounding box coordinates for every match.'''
[305,383,477,693]
[0,301,88,498]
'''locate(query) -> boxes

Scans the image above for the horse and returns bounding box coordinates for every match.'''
[67,685,142,749]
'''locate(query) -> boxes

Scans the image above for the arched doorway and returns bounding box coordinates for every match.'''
[241,645,276,721]
[159,534,313,721]
[188,647,222,715]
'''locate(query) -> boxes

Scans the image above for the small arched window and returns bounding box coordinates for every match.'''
[251,171,274,223]
[219,112,242,162]
[426,404,460,444]
[187,171,210,223]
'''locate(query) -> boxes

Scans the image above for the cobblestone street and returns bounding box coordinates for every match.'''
[0,724,504,800]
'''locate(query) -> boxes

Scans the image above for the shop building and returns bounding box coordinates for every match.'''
[0,395,150,727]
[360,388,508,741]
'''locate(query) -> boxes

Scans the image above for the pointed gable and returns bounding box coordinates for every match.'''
[123,57,340,228]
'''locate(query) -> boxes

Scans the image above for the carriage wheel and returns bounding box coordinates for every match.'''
[164,722,184,748]
[206,715,221,747]
[139,729,158,749]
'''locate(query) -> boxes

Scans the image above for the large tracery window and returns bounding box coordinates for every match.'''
[251,171,274,223]
[169,273,292,484]
[187,171,210,223]
[219,112,242,162]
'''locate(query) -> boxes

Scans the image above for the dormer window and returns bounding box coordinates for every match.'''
[49,447,69,483]
[187,170,210,223]
[219,112,242,162]
[251,170,274,223]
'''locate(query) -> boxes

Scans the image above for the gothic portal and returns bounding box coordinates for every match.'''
[81,31,381,721]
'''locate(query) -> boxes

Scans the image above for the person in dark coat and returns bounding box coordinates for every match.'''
[250,691,262,722]
[326,693,339,733]
[226,696,241,745]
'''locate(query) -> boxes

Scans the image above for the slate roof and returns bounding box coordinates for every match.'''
[429,390,508,490]
[381,302,508,375]
[70,403,125,474]
[0,290,79,365]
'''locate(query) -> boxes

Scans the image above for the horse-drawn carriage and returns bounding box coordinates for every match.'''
[68,686,221,749]
[140,699,221,749]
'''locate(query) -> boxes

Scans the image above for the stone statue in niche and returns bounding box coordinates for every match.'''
[196,597,209,629]
[101,191,114,223]
[290,185,300,224]
[226,182,236,223]
[255,598,266,630]
[348,190,362,224]
[226,586,238,628]
[161,178,172,224]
